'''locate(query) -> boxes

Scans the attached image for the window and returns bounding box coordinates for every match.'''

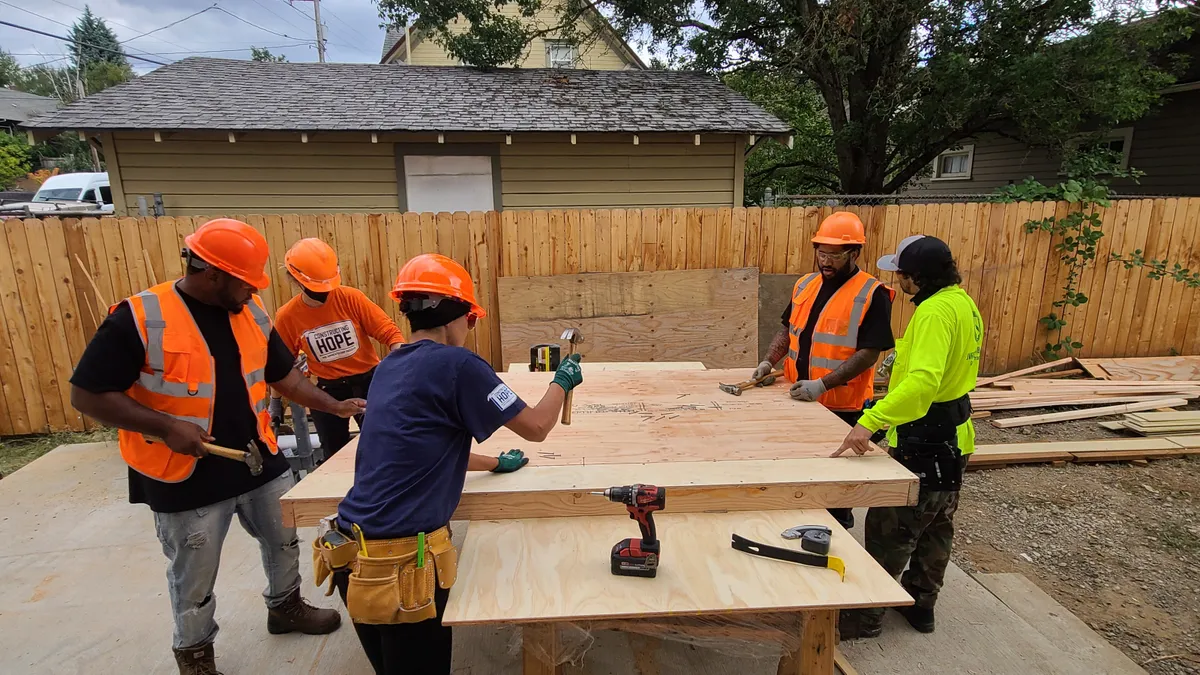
[546,41,577,68]
[402,155,495,213]
[99,185,113,205]
[1085,127,1134,170]
[931,144,974,181]
[81,188,96,202]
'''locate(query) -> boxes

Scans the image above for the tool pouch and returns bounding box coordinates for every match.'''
[341,526,457,625]
[311,537,358,596]
[894,394,969,492]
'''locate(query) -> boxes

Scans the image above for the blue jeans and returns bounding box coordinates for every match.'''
[153,471,302,649]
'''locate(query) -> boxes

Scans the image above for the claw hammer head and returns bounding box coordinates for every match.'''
[718,382,744,396]
[560,327,583,354]
[243,439,264,476]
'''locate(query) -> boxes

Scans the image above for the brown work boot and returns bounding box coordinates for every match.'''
[173,642,223,675]
[267,588,342,635]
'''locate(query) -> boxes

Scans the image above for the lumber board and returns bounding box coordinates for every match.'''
[441,509,913,625]
[280,451,918,526]
[967,437,1199,468]
[1019,368,1084,379]
[1076,356,1200,382]
[497,268,758,370]
[505,361,707,373]
[989,398,1187,428]
[970,394,1195,412]
[1124,411,1200,423]
[976,358,1074,387]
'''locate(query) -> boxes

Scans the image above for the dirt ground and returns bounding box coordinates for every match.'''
[955,403,1200,675]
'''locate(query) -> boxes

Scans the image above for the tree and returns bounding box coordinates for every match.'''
[376,0,1195,194]
[251,47,288,62]
[68,5,129,71]
[0,133,33,190]
[0,49,20,88]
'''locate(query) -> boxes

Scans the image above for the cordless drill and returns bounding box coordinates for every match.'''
[591,484,666,578]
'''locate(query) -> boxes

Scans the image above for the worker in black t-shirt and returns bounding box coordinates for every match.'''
[70,219,365,675]
[752,212,896,530]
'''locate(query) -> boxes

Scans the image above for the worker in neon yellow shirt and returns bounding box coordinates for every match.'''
[833,234,984,640]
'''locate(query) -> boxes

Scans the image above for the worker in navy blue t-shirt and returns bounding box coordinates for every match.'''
[330,254,583,675]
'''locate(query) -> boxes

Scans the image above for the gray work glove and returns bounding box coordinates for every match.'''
[753,360,776,387]
[877,352,897,379]
[790,378,827,402]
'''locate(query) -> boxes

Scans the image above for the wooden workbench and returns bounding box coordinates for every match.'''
[279,368,918,674]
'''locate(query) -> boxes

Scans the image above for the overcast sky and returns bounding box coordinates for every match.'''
[1,0,390,71]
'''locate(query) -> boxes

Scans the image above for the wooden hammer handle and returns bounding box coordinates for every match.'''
[202,442,249,463]
[561,390,574,425]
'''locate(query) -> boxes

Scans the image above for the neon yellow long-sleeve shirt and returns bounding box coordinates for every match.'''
[859,285,984,454]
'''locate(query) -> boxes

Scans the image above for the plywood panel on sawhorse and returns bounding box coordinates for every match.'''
[445,509,909,674]
[507,361,707,372]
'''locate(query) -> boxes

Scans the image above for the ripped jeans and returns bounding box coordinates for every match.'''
[153,471,302,649]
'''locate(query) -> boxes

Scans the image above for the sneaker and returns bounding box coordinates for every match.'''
[267,588,342,635]
[173,642,223,675]
[896,604,936,633]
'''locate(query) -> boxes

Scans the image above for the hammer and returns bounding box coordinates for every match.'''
[560,327,583,425]
[150,437,265,476]
[203,440,265,476]
[718,370,784,396]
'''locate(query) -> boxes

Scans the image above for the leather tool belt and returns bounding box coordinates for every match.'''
[894,394,970,492]
[312,524,457,625]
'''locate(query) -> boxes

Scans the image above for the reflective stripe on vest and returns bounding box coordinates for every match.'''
[810,278,881,360]
[785,273,821,363]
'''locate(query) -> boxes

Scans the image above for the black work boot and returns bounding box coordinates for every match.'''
[896,604,936,633]
[838,610,883,640]
[267,588,342,635]
[173,642,223,675]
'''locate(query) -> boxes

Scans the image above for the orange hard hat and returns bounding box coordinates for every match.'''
[811,212,866,245]
[184,219,271,289]
[285,238,341,292]
[390,253,486,318]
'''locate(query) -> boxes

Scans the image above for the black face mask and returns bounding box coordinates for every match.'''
[303,288,330,303]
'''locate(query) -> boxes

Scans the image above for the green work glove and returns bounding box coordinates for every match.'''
[492,449,528,473]
[552,353,583,393]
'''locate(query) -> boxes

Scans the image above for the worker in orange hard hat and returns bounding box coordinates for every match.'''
[272,238,406,460]
[318,253,582,675]
[752,211,896,530]
[69,218,367,674]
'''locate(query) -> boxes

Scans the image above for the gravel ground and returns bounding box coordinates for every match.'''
[954,455,1200,675]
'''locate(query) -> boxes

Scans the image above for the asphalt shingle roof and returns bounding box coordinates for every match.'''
[1,88,58,124]
[24,57,790,135]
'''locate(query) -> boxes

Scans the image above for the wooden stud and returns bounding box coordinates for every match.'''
[522,624,563,675]
[371,133,378,143]
[301,132,309,143]
[990,398,1188,429]
[570,133,576,145]
[153,132,162,143]
[227,132,236,143]
[437,132,444,144]
[778,609,836,675]
[633,134,639,146]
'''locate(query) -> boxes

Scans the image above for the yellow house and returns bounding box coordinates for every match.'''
[379,3,645,69]
[25,58,790,216]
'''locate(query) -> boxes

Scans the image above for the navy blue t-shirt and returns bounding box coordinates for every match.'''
[337,340,527,538]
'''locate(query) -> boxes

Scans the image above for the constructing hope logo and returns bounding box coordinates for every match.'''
[304,320,359,362]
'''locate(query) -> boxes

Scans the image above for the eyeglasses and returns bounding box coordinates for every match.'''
[467,315,478,330]
[815,250,854,263]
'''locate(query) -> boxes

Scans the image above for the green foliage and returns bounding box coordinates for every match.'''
[0,49,19,88]
[373,0,1197,194]
[0,133,33,190]
[251,47,288,62]
[68,5,129,71]
[994,150,1200,358]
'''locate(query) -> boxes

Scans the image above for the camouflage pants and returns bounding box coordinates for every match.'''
[858,454,969,623]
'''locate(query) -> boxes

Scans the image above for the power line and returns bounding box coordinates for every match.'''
[44,0,194,51]
[211,6,313,42]
[0,19,171,65]
[319,5,373,43]
[3,0,182,61]
[117,4,220,45]
[250,0,310,34]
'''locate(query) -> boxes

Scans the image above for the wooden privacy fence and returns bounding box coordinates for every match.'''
[2,198,1199,435]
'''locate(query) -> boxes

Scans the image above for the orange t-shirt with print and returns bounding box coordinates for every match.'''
[274,286,405,381]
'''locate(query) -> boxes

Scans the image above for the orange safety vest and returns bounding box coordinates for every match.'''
[114,281,279,483]
[784,270,895,412]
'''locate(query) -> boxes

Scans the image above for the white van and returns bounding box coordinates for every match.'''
[0,172,114,215]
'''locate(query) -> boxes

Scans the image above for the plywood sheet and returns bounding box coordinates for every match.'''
[281,450,917,526]
[506,361,707,373]
[498,268,758,370]
[443,509,912,625]
[1077,356,1200,382]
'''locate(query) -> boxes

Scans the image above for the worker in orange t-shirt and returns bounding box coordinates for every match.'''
[272,238,406,459]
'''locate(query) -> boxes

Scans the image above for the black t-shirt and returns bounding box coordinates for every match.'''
[70,285,295,513]
[781,269,896,380]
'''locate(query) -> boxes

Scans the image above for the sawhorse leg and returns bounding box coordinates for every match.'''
[522,623,564,675]
[778,609,836,675]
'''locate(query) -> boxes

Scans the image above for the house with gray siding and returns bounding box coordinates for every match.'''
[913,34,1200,197]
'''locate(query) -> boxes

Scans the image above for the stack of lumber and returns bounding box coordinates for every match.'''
[969,435,1200,468]
[1101,411,1200,436]
[973,378,1200,412]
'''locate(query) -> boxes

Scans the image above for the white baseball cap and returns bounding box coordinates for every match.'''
[877,235,926,272]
